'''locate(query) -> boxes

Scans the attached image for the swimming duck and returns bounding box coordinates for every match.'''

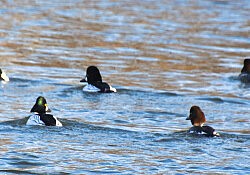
[0,68,9,82]
[186,106,219,137]
[26,96,62,126]
[80,66,117,93]
[239,58,250,83]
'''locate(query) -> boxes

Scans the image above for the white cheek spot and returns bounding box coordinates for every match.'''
[45,105,49,111]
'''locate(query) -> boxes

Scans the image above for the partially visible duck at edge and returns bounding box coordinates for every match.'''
[80,66,117,93]
[26,96,62,126]
[239,58,250,83]
[186,106,220,137]
[0,68,9,82]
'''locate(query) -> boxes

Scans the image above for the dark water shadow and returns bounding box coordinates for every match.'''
[3,117,248,143]
[197,96,247,105]
[9,77,46,86]
[230,74,250,88]
[57,84,184,103]
[0,170,40,175]
[153,129,250,144]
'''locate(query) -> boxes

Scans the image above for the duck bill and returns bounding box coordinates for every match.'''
[80,76,87,82]
[186,116,190,120]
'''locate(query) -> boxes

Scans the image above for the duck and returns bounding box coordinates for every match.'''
[186,106,220,137]
[80,66,117,93]
[0,68,9,82]
[239,58,250,83]
[26,96,62,126]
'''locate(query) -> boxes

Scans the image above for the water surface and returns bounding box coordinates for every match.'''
[0,0,250,174]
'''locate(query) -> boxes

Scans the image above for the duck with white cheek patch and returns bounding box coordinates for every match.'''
[80,66,116,93]
[26,96,62,126]
[186,106,220,137]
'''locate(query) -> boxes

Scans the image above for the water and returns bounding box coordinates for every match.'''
[0,0,250,174]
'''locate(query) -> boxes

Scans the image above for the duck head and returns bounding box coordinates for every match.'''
[241,59,250,73]
[80,66,102,84]
[30,96,51,114]
[186,106,206,127]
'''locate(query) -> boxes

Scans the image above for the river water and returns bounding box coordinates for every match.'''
[0,0,249,174]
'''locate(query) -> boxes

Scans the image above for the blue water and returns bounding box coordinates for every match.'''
[1,0,250,174]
